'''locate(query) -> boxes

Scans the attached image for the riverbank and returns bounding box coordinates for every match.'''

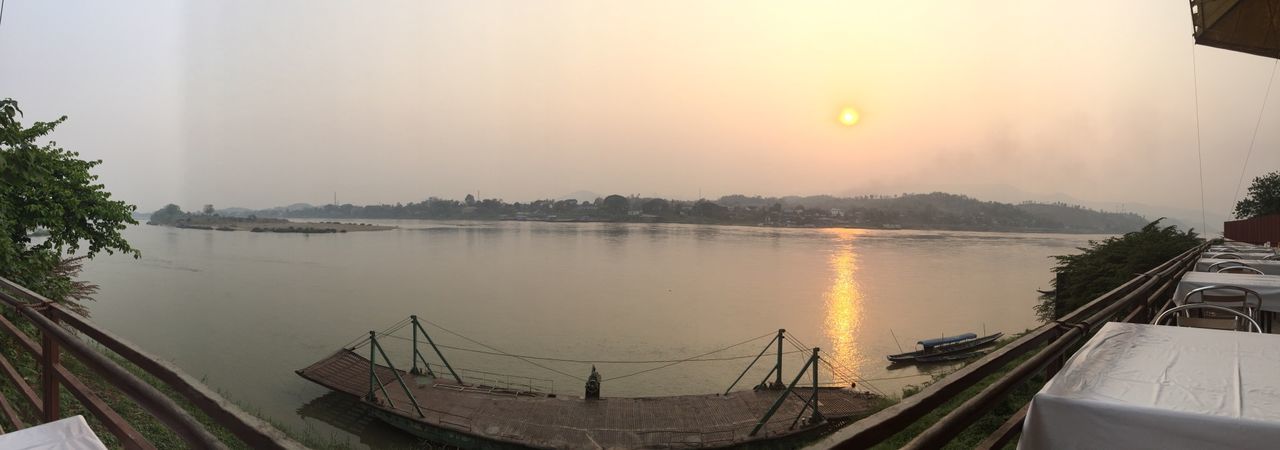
[150,216,394,233]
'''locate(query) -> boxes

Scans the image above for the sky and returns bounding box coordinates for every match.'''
[1,1,1278,229]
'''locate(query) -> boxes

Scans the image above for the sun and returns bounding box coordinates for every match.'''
[839,107,860,127]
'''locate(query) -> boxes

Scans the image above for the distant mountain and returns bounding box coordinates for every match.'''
[718,192,1150,233]
[840,183,1223,234]
[557,191,601,202]
[215,207,256,216]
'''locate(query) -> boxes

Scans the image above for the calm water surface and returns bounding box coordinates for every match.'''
[80,221,1101,448]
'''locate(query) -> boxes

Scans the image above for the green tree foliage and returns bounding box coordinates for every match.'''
[1233,171,1280,219]
[691,200,729,220]
[148,204,187,224]
[641,198,670,215]
[1036,219,1199,321]
[602,194,629,216]
[0,98,138,305]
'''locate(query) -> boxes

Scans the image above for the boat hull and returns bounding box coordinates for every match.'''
[886,332,1003,363]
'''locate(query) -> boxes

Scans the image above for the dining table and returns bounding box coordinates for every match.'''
[1196,258,1280,275]
[1172,272,1280,312]
[1020,322,1280,449]
[0,415,106,450]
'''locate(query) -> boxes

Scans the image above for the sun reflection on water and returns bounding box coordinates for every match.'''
[823,228,865,375]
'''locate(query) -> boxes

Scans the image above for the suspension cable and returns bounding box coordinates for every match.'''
[607,331,778,381]
[1191,44,1208,234]
[412,318,587,381]
[1233,58,1280,206]
[342,317,411,349]
[784,334,886,396]
[376,332,805,364]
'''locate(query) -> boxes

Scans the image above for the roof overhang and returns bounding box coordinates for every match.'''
[1191,0,1280,59]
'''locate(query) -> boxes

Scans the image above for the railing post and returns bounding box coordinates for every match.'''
[724,334,778,395]
[413,318,462,384]
[40,308,59,423]
[367,331,377,403]
[775,329,785,388]
[750,350,818,437]
[811,348,822,422]
[370,333,425,418]
[410,315,427,375]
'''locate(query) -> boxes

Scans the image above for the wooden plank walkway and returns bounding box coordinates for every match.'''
[298,349,880,449]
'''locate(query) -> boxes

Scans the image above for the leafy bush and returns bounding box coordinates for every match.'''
[1234,171,1280,219]
[0,98,137,306]
[1036,219,1200,321]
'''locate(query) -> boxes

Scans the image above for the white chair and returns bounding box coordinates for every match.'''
[1217,266,1265,275]
[1206,261,1247,272]
[1183,285,1264,326]
[1155,303,1263,333]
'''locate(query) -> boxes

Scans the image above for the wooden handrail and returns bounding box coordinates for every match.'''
[812,242,1208,448]
[0,277,302,449]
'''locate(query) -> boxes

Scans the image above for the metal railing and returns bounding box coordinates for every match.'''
[811,241,1208,449]
[0,276,301,449]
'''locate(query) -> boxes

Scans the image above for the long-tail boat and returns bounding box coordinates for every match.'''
[886,332,1003,363]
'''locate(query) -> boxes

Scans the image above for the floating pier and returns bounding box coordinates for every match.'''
[296,317,881,448]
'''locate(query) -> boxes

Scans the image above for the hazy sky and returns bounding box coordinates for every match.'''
[2,1,1277,224]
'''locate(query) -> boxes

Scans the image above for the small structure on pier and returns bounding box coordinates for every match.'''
[584,366,602,400]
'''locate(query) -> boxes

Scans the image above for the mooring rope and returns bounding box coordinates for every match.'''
[607,331,778,381]
[341,316,412,350]
[783,334,887,396]
[355,317,908,391]
[375,332,805,364]
[412,317,591,382]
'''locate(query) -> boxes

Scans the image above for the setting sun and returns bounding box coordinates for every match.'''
[839,107,860,126]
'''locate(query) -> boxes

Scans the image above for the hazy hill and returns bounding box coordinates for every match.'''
[218,191,1151,234]
[718,192,1149,233]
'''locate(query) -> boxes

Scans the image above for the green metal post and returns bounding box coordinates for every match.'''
[367,331,376,402]
[414,318,463,384]
[724,336,778,395]
[411,316,420,374]
[750,349,818,437]
[758,366,777,389]
[372,333,425,418]
[775,329,785,388]
[811,348,823,422]
[366,332,394,406]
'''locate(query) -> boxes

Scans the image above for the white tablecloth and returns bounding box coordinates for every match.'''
[1197,258,1280,275]
[1019,322,1280,450]
[0,416,107,450]
[1209,246,1275,253]
[1173,272,1280,313]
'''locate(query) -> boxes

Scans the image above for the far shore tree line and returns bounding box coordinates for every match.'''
[155,192,1166,234]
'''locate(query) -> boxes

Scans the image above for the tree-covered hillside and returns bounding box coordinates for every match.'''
[199,191,1151,234]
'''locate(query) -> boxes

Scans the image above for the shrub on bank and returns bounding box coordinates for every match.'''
[1036,219,1201,321]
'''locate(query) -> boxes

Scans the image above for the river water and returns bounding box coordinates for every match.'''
[78,220,1100,448]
